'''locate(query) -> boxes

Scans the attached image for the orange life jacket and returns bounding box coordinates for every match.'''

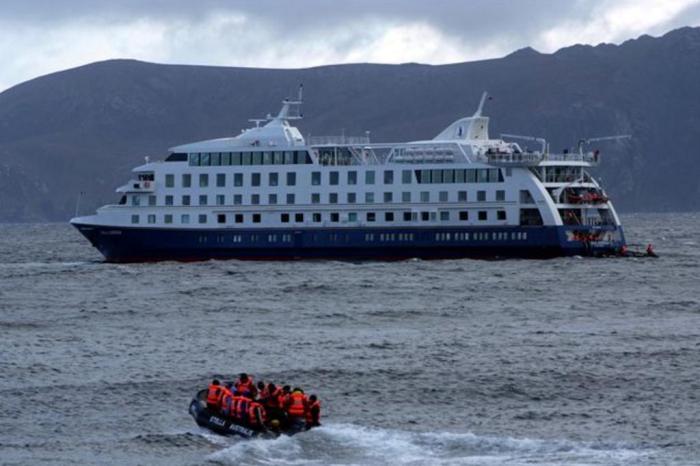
[265,387,282,408]
[235,378,255,396]
[232,394,251,421]
[206,384,223,407]
[305,400,321,425]
[248,401,267,426]
[287,392,307,417]
[219,387,234,416]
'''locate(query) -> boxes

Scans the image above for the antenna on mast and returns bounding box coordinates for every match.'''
[474,91,489,117]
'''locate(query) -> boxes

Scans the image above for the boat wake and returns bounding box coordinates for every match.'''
[202,423,652,466]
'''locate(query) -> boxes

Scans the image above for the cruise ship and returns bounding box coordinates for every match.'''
[71,90,626,262]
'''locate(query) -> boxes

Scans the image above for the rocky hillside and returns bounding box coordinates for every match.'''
[1,27,700,221]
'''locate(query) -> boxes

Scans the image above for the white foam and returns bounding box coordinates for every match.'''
[204,423,653,466]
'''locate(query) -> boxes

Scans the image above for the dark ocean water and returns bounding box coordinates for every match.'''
[1,213,699,465]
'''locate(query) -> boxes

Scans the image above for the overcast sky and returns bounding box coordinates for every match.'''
[1,0,699,91]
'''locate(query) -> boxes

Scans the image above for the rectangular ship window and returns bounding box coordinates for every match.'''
[233,173,243,187]
[385,212,394,222]
[477,191,486,201]
[198,214,207,224]
[182,195,190,206]
[366,212,376,222]
[216,195,225,206]
[458,191,467,201]
[233,194,242,205]
[295,213,304,222]
[403,211,412,221]
[286,194,295,205]
[164,214,173,224]
[287,172,296,186]
[440,211,450,221]
[330,213,340,222]
[199,195,207,206]
[165,195,173,206]
[269,172,278,186]
[402,192,411,202]
[365,171,375,185]
[348,171,357,185]
[313,213,322,223]
[165,174,174,187]
[216,173,226,187]
[384,170,394,184]
[269,194,277,204]
[312,171,321,185]
[384,192,393,203]
[235,214,243,223]
[182,174,191,187]
[181,214,190,224]
[217,214,226,224]
[496,190,505,201]
[347,193,356,204]
[459,211,469,221]
[365,192,375,203]
[311,193,320,204]
[252,214,261,223]
[497,210,506,220]
[402,170,412,184]
[252,173,261,186]
[199,174,208,187]
[329,171,339,185]
[281,213,290,223]
[439,191,448,202]
[478,211,487,221]
[131,214,139,224]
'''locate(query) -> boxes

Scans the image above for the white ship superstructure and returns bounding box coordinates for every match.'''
[71,90,626,262]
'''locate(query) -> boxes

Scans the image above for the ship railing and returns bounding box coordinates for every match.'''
[543,152,600,164]
[308,135,371,146]
[480,152,543,165]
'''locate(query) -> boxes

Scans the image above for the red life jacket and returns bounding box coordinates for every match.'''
[206,384,223,407]
[265,387,282,408]
[235,378,255,396]
[248,401,267,426]
[219,387,234,416]
[277,391,289,409]
[232,395,251,421]
[287,392,307,417]
[305,400,321,425]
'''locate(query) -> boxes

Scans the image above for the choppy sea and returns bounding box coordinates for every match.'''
[1,213,699,466]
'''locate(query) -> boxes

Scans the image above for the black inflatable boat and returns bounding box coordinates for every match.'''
[189,389,305,439]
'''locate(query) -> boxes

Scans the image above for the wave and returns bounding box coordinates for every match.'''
[203,423,652,466]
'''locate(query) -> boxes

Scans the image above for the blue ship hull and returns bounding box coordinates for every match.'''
[72,223,626,262]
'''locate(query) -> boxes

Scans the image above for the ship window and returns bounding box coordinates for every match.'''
[477,191,486,201]
[217,214,226,224]
[286,194,295,205]
[443,170,454,183]
[519,190,534,204]
[182,174,191,187]
[189,153,200,166]
[148,195,156,206]
[165,174,174,187]
[287,172,296,186]
[199,195,208,206]
[402,192,411,202]
[366,212,376,222]
[421,211,430,221]
[477,169,489,183]
[198,214,207,224]
[489,169,502,183]
[348,212,358,222]
[131,195,140,206]
[165,195,174,206]
[181,214,190,224]
[420,191,430,202]
[251,194,260,205]
[458,191,467,202]
[365,171,375,185]
[384,170,394,184]
[199,174,208,187]
[311,193,320,204]
[330,171,339,185]
[233,194,242,205]
[365,192,375,203]
[231,152,242,165]
[466,169,477,183]
[269,194,278,205]
[222,152,231,165]
[269,173,278,186]
[459,211,469,221]
[201,153,210,166]
[164,214,173,224]
[242,152,252,165]
[211,153,221,166]
[252,152,263,165]
[347,193,356,204]
[235,214,244,223]
[281,213,290,223]
[455,170,465,183]
[431,169,443,184]
[252,173,261,186]
[348,171,357,185]
[520,208,543,226]
[496,190,505,201]
[234,173,243,187]
[384,192,393,203]
[131,214,139,224]
[403,211,412,221]
[505,167,512,177]
[329,193,338,204]
[216,173,226,187]
[252,214,261,223]
[312,171,321,185]
[295,213,303,222]
[478,211,487,221]
[182,195,190,206]
[385,212,394,222]
[497,210,506,220]
[330,213,340,222]
[216,195,225,206]
[440,211,450,221]
[263,152,273,165]
[274,151,284,164]
[402,170,412,184]
[439,191,448,202]
[313,213,322,223]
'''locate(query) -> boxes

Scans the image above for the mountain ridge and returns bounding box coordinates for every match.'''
[1,27,700,221]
